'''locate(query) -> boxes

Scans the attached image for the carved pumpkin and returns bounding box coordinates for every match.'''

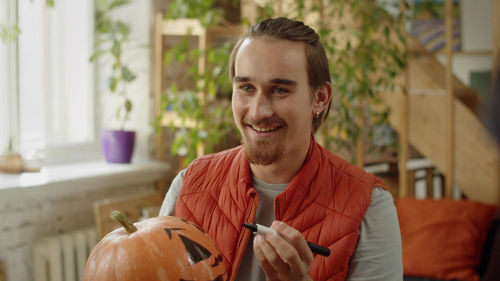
[84,211,227,281]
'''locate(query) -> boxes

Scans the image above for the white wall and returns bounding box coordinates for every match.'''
[452,0,497,85]
[449,55,492,86]
[377,0,496,86]
[462,0,496,51]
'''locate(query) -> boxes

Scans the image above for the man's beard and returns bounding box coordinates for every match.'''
[241,117,286,165]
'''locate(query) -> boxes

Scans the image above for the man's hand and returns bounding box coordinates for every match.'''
[253,221,314,281]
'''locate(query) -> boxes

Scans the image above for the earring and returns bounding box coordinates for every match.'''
[314,111,320,118]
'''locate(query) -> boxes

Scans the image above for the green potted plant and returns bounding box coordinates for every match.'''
[91,0,137,163]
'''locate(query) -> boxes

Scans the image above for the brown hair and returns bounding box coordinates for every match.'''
[229,17,331,133]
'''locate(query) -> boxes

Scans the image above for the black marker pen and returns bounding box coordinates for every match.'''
[243,223,331,257]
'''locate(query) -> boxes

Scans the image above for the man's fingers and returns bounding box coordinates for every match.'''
[264,230,309,277]
[253,222,314,281]
[253,235,284,279]
[256,233,290,273]
[271,221,314,265]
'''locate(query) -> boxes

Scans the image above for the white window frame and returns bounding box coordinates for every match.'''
[1,0,101,165]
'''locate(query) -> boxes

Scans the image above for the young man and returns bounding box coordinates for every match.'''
[160,17,403,281]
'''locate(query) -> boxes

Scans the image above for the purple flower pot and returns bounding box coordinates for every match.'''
[101,130,135,163]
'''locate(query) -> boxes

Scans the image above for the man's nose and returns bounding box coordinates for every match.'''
[250,93,273,120]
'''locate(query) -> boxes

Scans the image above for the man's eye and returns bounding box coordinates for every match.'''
[239,84,254,92]
[272,87,288,94]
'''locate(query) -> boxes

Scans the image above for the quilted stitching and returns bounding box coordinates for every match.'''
[176,139,383,281]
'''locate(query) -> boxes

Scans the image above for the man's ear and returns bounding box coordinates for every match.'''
[312,82,332,113]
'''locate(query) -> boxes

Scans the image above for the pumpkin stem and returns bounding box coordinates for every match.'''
[110,210,138,234]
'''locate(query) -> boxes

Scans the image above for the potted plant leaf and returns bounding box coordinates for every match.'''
[91,0,137,163]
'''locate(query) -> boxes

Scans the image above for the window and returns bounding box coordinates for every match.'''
[0,0,17,156]
[1,0,99,164]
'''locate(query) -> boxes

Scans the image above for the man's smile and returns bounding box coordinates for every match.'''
[242,117,286,137]
[248,124,283,133]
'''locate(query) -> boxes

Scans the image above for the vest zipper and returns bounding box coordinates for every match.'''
[274,197,281,221]
[230,191,258,281]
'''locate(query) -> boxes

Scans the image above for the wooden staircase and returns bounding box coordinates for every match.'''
[381,36,499,204]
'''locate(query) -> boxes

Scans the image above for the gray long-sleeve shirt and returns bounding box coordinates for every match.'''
[159,169,403,281]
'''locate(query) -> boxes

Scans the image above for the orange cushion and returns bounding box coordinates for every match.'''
[396,198,498,281]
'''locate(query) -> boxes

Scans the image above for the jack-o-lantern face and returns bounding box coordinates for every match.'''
[84,216,227,281]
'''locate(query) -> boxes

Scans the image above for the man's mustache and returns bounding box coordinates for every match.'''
[242,117,286,128]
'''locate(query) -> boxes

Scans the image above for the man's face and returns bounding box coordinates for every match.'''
[232,37,315,165]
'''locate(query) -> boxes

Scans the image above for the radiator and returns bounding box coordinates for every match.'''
[32,228,97,281]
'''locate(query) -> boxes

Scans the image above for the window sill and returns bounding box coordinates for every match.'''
[0,160,170,201]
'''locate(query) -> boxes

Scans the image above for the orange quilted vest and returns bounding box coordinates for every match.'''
[175,137,385,281]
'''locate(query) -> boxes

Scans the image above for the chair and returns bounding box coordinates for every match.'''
[93,192,163,239]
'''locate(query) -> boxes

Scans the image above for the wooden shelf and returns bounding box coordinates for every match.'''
[153,14,242,161]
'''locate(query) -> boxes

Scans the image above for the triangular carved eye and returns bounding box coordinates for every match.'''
[179,234,212,265]
[164,227,184,239]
